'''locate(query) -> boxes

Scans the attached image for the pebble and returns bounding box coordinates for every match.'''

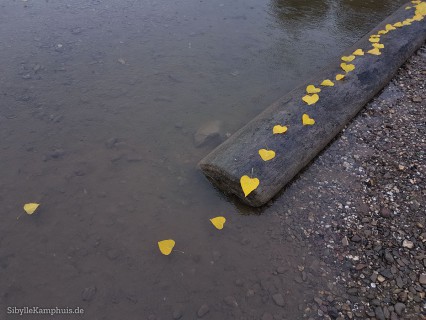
[394,302,405,316]
[419,273,426,285]
[81,286,97,301]
[402,239,414,249]
[197,304,209,318]
[272,293,285,307]
[223,296,238,307]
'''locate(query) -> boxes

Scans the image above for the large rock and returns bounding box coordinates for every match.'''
[193,120,224,148]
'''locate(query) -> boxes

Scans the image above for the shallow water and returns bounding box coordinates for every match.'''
[0,0,407,318]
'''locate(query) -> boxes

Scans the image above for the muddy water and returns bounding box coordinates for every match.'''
[0,0,406,319]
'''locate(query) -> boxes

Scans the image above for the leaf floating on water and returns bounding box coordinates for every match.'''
[158,239,175,256]
[240,175,259,197]
[306,85,321,94]
[302,113,315,126]
[393,22,403,28]
[273,125,288,134]
[258,149,276,161]
[335,74,345,81]
[23,203,40,215]
[302,94,319,105]
[210,216,226,230]
[341,63,355,73]
[321,79,334,87]
[368,48,381,56]
[352,49,364,56]
[341,55,355,62]
[373,43,384,49]
[385,24,396,31]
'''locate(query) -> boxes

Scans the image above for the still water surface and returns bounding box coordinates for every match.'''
[0,0,406,318]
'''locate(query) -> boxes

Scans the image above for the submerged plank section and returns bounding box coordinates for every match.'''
[199,2,426,207]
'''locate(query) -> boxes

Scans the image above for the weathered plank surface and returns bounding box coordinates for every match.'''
[199,2,426,207]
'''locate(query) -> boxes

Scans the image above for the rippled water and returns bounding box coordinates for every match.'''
[0,0,407,318]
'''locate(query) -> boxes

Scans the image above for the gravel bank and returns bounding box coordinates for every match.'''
[274,44,425,320]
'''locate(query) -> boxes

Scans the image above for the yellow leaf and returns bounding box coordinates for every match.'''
[378,30,388,35]
[258,149,276,161]
[402,20,412,26]
[412,0,421,4]
[370,34,380,38]
[335,74,345,81]
[369,37,380,43]
[368,47,381,56]
[23,203,40,215]
[302,94,319,105]
[405,6,412,9]
[240,175,259,197]
[385,24,396,31]
[393,22,403,28]
[306,85,321,94]
[210,216,226,230]
[412,14,424,21]
[273,125,288,134]
[416,2,426,15]
[302,113,315,126]
[341,55,355,62]
[341,63,355,73]
[321,79,334,87]
[158,239,175,255]
[415,3,426,16]
[373,43,384,49]
[353,49,364,56]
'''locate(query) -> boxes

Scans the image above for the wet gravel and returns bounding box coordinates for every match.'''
[273,44,426,320]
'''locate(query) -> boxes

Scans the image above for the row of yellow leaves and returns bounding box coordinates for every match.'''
[240,1,426,198]
[22,203,226,256]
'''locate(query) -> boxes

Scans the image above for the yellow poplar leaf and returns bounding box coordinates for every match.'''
[412,14,424,21]
[402,20,412,26]
[321,79,334,87]
[258,149,276,161]
[341,55,355,62]
[370,34,380,38]
[373,43,384,49]
[210,216,226,230]
[393,22,403,28]
[273,125,288,134]
[23,203,40,215]
[378,30,388,35]
[158,239,175,255]
[302,113,315,126]
[369,37,380,43]
[368,47,381,56]
[336,74,345,81]
[353,49,364,56]
[386,24,396,31]
[405,6,412,9]
[306,85,321,94]
[416,2,426,15]
[341,63,355,73]
[240,175,259,197]
[302,94,319,105]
